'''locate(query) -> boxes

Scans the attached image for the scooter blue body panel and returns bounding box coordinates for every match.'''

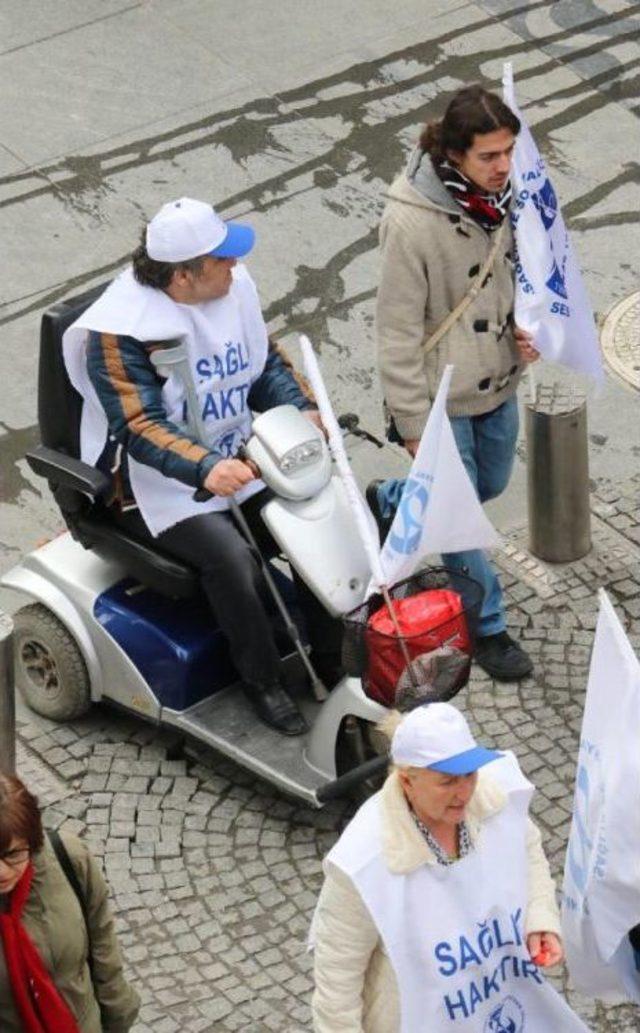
[93,579,235,711]
[93,567,301,711]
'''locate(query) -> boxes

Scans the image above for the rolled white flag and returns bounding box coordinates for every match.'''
[299,335,386,589]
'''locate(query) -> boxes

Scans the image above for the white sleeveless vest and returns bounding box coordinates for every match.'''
[328,754,590,1033]
[63,264,268,536]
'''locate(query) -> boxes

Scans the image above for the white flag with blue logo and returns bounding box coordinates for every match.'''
[378,365,499,588]
[561,590,640,1004]
[502,63,604,381]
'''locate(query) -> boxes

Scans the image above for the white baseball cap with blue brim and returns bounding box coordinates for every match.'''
[146,197,255,263]
[391,702,502,775]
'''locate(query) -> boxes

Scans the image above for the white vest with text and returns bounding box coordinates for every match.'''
[328,754,590,1033]
[62,264,268,536]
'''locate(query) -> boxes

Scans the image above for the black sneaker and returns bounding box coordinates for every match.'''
[474,631,533,681]
[366,479,394,544]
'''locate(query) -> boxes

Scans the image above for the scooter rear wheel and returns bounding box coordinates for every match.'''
[13,603,90,721]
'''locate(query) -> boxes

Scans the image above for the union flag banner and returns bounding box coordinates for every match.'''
[377,365,499,591]
[562,590,640,1003]
[503,63,604,381]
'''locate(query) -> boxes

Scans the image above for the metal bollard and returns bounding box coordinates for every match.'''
[0,612,15,774]
[526,385,591,563]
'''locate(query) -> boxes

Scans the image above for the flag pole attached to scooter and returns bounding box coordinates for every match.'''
[149,340,329,703]
[299,335,420,689]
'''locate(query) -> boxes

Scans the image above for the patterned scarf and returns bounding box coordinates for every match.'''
[0,862,81,1033]
[435,158,512,231]
[411,814,472,867]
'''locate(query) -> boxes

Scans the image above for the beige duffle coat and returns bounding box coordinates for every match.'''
[376,149,524,441]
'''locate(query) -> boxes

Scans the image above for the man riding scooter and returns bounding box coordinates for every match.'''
[62,197,343,736]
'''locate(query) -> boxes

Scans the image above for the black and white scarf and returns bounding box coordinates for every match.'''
[435,158,512,231]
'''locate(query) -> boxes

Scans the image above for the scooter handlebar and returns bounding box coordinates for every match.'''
[192,446,260,503]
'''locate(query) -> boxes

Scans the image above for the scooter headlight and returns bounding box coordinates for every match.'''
[279,439,323,473]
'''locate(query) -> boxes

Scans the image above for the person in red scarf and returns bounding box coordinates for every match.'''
[0,774,139,1032]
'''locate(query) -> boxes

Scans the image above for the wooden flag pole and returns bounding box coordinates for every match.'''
[380,584,419,690]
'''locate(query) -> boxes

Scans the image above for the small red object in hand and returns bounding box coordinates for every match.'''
[532,949,551,966]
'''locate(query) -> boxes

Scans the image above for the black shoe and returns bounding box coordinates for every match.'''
[474,631,533,681]
[366,479,393,544]
[242,682,308,736]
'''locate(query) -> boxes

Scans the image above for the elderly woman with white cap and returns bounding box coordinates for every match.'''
[311,703,590,1033]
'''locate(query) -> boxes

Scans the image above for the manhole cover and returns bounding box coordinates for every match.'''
[601,290,640,391]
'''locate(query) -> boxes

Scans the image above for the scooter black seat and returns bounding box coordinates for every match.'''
[30,284,200,601]
[75,513,200,599]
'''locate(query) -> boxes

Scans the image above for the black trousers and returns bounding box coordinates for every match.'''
[115,491,342,688]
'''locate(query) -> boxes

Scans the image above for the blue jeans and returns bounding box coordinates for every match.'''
[377,396,519,636]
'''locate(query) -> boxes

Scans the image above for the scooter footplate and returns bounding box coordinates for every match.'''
[164,685,326,804]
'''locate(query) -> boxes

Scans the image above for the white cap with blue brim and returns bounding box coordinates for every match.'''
[146,197,255,263]
[391,702,502,776]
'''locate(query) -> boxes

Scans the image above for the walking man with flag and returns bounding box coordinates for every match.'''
[368,84,539,682]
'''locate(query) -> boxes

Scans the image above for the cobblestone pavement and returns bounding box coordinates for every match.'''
[12,474,640,1032]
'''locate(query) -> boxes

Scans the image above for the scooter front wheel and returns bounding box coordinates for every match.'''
[13,603,90,721]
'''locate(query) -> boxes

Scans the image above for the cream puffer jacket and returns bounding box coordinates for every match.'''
[311,769,561,1033]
